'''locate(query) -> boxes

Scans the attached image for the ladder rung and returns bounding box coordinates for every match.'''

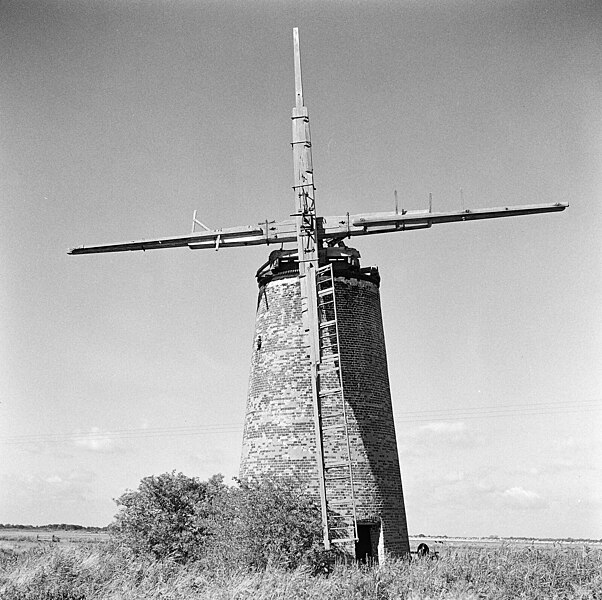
[322,412,345,420]
[320,387,342,396]
[325,461,351,469]
[320,347,339,355]
[320,369,340,377]
[331,537,358,544]
[322,423,346,431]
[327,473,353,481]
[320,340,338,349]
[318,288,334,297]
[319,319,337,329]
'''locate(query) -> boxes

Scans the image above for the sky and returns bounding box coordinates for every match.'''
[1,0,600,539]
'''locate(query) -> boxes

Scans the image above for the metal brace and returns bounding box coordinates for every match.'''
[192,210,211,233]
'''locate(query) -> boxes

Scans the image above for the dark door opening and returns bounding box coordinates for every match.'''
[355,524,375,563]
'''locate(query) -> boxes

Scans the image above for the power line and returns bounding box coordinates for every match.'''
[396,407,601,424]
[397,398,600,416]
[395,400,600,422]
[1,399,599,446]
[0,424,244,445]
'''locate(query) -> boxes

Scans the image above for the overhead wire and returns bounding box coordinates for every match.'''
[395,398,600,423]
[1,399,599,446]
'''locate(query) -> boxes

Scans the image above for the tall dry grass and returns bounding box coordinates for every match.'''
[1,542,600,599]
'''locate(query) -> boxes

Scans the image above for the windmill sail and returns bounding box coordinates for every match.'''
[68,202,567,255]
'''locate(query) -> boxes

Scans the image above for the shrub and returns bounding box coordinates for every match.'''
[111,471,226,562]
[206,477,326,571]
[110,472,328,570]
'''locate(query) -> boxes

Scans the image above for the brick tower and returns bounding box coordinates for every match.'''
[240,248,410,560]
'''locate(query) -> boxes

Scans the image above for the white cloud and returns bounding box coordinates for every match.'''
[0,471,103,525]
[561,436,580,450]
[444,470,465,483]
[398,420,481,457]
[420,421,467,434]
[417,421,479,447]
[67,470,96,483]
[549,458,576,471]
[476,478,497,493]
[73,427,117,453]
[502,486,547,510]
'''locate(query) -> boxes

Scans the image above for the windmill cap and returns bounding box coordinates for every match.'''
[256,247,380,288]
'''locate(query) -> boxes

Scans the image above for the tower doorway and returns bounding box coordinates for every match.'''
[355,522,380,563]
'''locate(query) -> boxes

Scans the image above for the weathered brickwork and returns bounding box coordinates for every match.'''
[240,258,410,558]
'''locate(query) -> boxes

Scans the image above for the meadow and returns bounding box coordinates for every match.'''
[0,532,600,599]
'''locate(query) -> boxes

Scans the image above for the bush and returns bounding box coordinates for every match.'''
[111,471,226,562]
[206,477,326,570]
[110,472,328,570]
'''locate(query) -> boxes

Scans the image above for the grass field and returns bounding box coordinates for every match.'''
[0,531,600,599]
[0,529,109,555]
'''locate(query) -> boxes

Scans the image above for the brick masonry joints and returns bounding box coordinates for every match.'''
[240,252,410,558]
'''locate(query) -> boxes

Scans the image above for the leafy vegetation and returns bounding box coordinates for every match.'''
[1,472,600,598]
[111,471,224,562]
[111,472,327,570]
[1,542,600,599]
[201,476,326,570]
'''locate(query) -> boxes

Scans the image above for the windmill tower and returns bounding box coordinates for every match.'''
[69,29,567,560]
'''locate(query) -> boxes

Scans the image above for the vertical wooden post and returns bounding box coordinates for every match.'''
[291,27,329,549]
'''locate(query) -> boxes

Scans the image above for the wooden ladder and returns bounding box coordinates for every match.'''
[314,264,358,547]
